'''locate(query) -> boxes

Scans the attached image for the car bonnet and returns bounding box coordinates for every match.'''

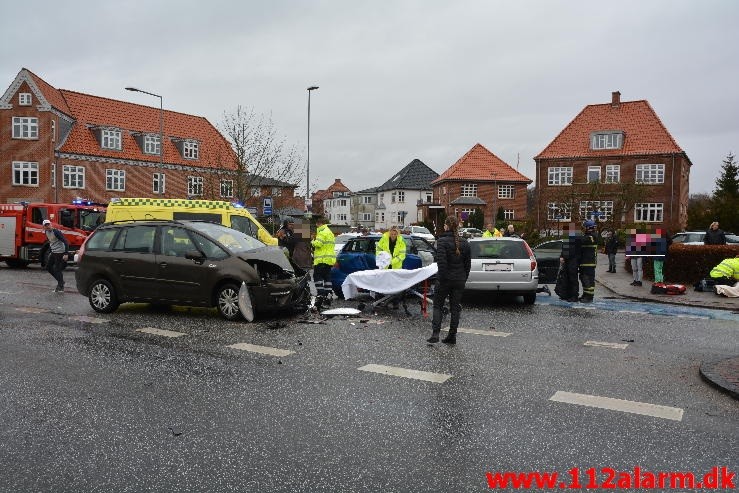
[237,247,294,272]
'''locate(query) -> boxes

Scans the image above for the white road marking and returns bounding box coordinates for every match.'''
[227,343,295,357]
[549,391,683,421]
[619,310,646,315]
[443,327,512,337]
[358,364,452,383]
[72,316,109,324]
[16,307,48,314]
[137,327,186,338]
[675,314,710,320]
[584,340,629,349]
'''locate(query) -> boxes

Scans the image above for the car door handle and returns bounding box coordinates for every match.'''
[113,259,123,263]
[159,262,168,267]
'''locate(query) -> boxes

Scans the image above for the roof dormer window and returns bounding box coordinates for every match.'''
[144,134,161,155]
[19,93,32,106]
[101,128,122,150]
[183,140,199,160]
[590,131,623,150]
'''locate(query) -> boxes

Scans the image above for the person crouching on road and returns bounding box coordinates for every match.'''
[376,226,406,269]
[427,216,471,345]
[42,219,69,292]
[578,220,598,303]
[310,217,336,306]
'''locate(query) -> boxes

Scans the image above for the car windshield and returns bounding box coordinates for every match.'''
[470,240,528,259]
[186,221,265,252]
[413,226,431,234]
[79,208,105,231]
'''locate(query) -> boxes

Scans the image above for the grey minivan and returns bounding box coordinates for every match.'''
[75,220,310,320]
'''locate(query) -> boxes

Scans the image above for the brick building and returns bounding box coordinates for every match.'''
[311,178,352,219]
[534,91,691,231]
[0,68,301,210]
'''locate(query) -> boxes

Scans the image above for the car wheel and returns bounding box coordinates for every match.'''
[5,259,30,268]
[522,292,536,305]
[216,283,242,321]
[88,279,119,313]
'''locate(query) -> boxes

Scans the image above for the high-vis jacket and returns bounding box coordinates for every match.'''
[482,228,502,238]
[376,233,406,269]
[710,257,739,281]
[311,224,336,266]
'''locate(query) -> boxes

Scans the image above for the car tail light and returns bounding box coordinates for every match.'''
[530,257,537,271]
[522,241,537,271]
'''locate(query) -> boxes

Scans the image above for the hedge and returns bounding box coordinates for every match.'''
[624,244,739,284]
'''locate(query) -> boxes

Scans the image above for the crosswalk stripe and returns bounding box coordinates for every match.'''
[584,340,628,349]
[137,327,186,338]
[358,364,452,383]
[549,391,683,421]
[443,327,512,337]
[227,343,295,357]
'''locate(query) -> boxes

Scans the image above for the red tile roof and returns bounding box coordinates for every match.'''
[536,99,685,160]
[432,143,532,184]
[312,179,352,201]
[26,68,71,115]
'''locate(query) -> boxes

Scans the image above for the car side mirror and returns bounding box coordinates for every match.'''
[185,251,205,262]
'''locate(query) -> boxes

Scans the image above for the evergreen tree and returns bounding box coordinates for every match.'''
[711,152,739,232]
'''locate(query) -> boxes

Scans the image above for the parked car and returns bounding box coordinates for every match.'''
[75,220,310,320]
[408,225,435,242]
[458,227,483,238]
[465,237,539,304]
[671,231,739,245]
[330,234,436,297]
[334,233,362,255]
[532,239,564,284]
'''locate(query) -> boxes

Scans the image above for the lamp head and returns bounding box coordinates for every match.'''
[307,86,319,91]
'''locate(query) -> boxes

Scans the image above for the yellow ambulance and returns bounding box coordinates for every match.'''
[105,198,278,245]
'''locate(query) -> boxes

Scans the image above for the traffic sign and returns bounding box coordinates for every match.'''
[263,206,272,216]
[263,197,272,208]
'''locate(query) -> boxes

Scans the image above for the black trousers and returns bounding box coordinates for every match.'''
[431,279,466,334]
[47,252,66,287]
[579,266,595,298]
[312,263,333,297]
[564,259,580,299]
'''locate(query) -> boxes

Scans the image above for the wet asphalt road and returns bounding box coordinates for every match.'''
[0,265,737,492]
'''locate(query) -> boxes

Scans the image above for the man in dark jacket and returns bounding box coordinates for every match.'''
[427,216,471,345]
[276,219,298,257]
[42,219,69,292]
[578,220,598,303]
[604,230,618,273]
[558,224,582,302]
[704,222,727,245]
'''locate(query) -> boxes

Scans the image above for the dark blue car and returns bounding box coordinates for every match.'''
[330,234,436,297]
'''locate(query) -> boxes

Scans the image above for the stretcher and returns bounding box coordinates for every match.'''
[341,263,439,315]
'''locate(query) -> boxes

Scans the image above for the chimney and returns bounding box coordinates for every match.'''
[611,91,621,107]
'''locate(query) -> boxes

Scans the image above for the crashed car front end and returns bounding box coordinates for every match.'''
[239,248,311,314]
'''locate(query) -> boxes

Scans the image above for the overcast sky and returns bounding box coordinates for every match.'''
[2,0,737,196]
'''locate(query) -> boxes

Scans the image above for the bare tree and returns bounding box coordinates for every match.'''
[218,106,305,203]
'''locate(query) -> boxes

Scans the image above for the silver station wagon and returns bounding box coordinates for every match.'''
[465,237,539,304]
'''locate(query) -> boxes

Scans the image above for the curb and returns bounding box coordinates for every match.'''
[595,279,738,312]
[699,356,739,400]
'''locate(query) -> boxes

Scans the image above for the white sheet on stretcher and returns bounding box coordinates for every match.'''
[342,263,438,300]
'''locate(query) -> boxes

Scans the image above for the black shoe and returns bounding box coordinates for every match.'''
[578,296,593,303]
[635,281,643,287]
[54,285,64,292]
[566,297,579,302]
[441,335,456,344]
[427,336,439,343]
[629,281,637,286]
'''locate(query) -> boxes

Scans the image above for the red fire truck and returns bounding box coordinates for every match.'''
[0,201,106,268]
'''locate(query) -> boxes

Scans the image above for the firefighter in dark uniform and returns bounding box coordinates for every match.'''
[558,225,582,302]
[578,220,598,303]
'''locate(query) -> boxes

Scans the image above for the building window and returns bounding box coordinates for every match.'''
[188,176,203,196]
[391,192,396,203]
[221,180,234,198]
[12,117,38,139]
[579,201,613,222]
[587,166,601,183]
[63,165,85,189]
[12,161,39,186]
[144,135,161,155]
[361,213,372,221]
[340,199,347,207]
[605,165,620,183]
[271,187,282,197]
[51,120,56,142]
[51,163,56,188]
[106,169,126,191]
[397,191,405,203]
[547,167,573,186]
[337,214,347,221]
[184,141,199,160]
[153,173,166,194]
[504,209,515,220]
[102,129,122,150]
[547,202,571,221]
[498,185,514,199]
[19,93,32,106]
[397,212,405,223]
[590,132,623,150]
[460,184,478,197]
[377,212,385,222]
[635,163,664,184]
[634,203,664,222]
[250,187,260,197]
[425,192,432,203]
[460,208,475,220]
[363,195,372,204]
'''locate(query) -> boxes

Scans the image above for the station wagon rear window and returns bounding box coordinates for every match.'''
[470,241,528,259]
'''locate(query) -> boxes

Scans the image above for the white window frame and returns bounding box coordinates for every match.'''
[51,120,56,142]
[12,116,38,139]
[460,184,478,197]
[605,165,620,183]
[547,167,573,186]
[221,180,234,198]
[391,192,396,204]
[504,209,515,220]
[271,187,282,197]
[590,132,623,150]
[144,135,161,155]
[105,169,126,191]
[51,163,56,188]
[340,199,347,207]
[19,93,32,106]
[363,195,372,204]
[337,213,347,222]
[635,163,664,184]
[12,161,39,186]
[250,187,260,197]
[153,173,166,194]
[587,165,601,183]
[361,213,372,221]
[634,203,664,222]
[498,185,514,199]
[547,202,571,222]
[396,211,405,223]
[188,176,204,196]
[183,141,199,160]
[397,191,405,203]
[425,193,433,203]
[579,200,613,222]
[63,165,85,189]
[102,129,122,150]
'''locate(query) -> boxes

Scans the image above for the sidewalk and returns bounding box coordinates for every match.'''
[593,253,738,400]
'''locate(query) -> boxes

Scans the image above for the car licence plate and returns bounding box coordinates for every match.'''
[483,263,512,272]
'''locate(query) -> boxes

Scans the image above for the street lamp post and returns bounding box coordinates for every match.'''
[306,86,319,216]
[125,87,164,196]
